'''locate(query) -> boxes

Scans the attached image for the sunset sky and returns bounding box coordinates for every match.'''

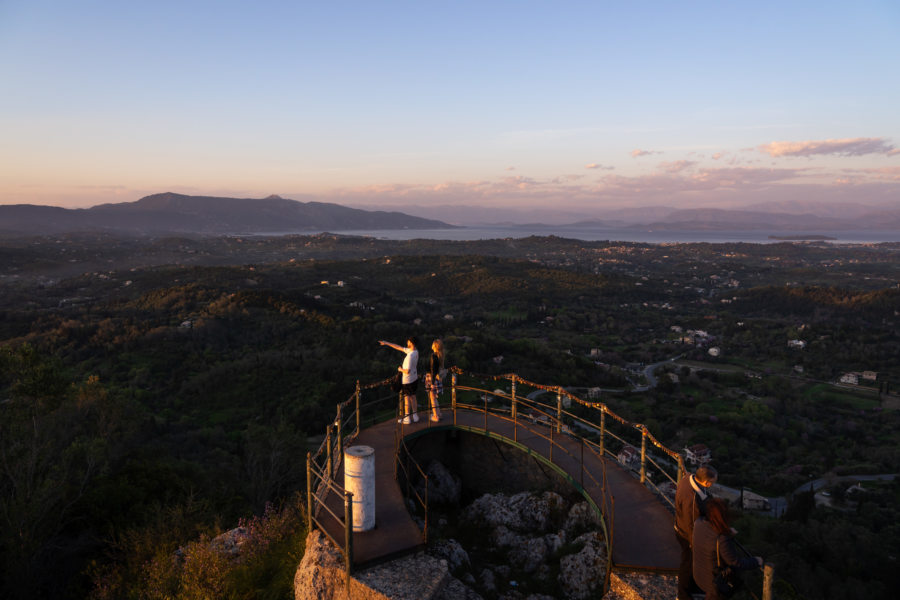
[1,1,898,221]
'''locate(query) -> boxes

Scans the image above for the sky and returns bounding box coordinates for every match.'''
[1,0,899,222]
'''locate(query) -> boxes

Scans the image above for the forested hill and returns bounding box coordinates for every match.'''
[0,192,454,235]
[2,234,900,599]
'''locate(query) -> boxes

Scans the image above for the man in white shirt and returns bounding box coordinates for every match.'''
[379,337,420,424]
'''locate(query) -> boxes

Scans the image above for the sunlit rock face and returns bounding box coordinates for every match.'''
[293,530,346,600]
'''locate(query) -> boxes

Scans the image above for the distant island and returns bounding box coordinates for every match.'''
[768,234,837,241]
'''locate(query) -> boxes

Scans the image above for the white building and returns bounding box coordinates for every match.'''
[840,372,859,385]
[684,443,711,466]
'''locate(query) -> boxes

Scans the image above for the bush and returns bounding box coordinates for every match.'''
[90,494,308,600]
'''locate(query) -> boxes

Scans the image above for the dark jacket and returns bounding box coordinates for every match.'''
[692,517,759,596]
[674,474,709,541]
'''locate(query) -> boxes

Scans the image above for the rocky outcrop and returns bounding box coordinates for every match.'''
[606,571,678,600]
[463,490,566,533]
[294,531,450,600]
[558,532,606,600]
[429,538,470,572]
[294,530,347,600]
[430,489,608,599]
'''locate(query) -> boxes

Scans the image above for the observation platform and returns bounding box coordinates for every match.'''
[320,407,680,572]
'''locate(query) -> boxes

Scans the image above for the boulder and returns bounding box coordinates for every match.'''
[210,526,249,559]
[558,532,607,600]
[508,536,548,572]
[491,525,524,549]
[430,538,470,572]
[543,530,567,556]
[293,530,347,600]
[562,501,601,536]
[463,493,521,529]
[416,460,462,506]
[479,568,497,593]
[508,491,565,533]
[465,490,567,533]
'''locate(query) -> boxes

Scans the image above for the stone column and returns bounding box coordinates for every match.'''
[344,445,375,531]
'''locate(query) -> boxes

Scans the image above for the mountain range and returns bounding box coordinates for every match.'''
[0,193,454,236]
[2,193,899,236]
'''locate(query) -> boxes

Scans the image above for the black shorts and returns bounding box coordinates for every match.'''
[401,378,419,395]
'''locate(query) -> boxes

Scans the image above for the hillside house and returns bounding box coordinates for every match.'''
[862,371,878,382]
[840,372,859,385]
[787,339,807,349]
[617,445,641,471]
[684,443,711,466]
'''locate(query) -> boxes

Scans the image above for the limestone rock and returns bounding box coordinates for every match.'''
[543,530,566,556]
[558,532,607,600]
[418,460,462,505]
[430,538,470,572]
[464,490,565,533]
[293,530,347,600]
[463,493,521,529]
[479,568,497,593]
[509,490,565,533]
[508,535,548,572]
[562,501,601,536]
[491,525,524,548]
[210,526,249,559]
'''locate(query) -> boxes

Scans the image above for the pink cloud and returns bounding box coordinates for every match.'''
[631,149,661,158]
[660,160,696,173]
[759,137,898,158]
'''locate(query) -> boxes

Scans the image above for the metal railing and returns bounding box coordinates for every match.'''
[447,369,684,508]
[395,435,429,542]
[305,369,774,600]
[305,378,397,581]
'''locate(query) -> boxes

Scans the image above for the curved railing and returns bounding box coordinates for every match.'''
[305,369,774,600]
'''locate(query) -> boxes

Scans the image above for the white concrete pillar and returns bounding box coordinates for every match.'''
[344,445,376,531]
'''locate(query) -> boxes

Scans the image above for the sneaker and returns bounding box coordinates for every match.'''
[430,415,441,422]
[400,417,411,424]
[412,414,420,422]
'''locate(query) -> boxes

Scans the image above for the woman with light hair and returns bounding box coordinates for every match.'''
[425,339,445,422]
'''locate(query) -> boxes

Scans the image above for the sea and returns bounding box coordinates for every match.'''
[321,226,900,245]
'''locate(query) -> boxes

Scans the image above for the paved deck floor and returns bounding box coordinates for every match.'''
[319,408,679,571]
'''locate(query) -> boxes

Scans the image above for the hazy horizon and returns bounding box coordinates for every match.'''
[1,1,898,215]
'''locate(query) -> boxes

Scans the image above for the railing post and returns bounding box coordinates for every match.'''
[580,435,584,487]
[424,474,429,543]
[556,388,563,433]
[511,376,517,442]
[336,404,343,455]
[599,408,606,457]
[344,490,354,580]
[355,380,361,433]
[677,454,686,482]
[549,418,554,463]
[306,452,313,531]
[640,425,647,484]
[484,388,488,431]
[326,425,333,480]
[451,372,457,425]
[763,563,775,600]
